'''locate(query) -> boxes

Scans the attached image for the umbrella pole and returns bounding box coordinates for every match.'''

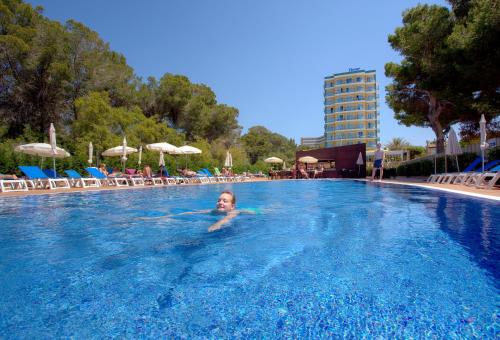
[482,149,485,173]
[456,155,459,172]
[444,152,447,174]
[53,157,56,177]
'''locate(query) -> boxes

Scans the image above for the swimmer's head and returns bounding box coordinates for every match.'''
[216,191,236,212]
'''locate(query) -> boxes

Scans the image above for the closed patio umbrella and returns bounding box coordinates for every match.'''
[445,127,462,172]
[356,152,364,176]
[138,146,142,166]
[480,114,488,172]
[49,123,57,176]
[224,150,233,168]
[159,151,165,176]
[88,142,93,165]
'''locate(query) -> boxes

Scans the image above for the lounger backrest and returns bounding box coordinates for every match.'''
[489,164,500,172]
[214,167,222,176]
[202,168,213,176]
[125,168,136,175]
[484,159,500,171]
[463,157,482,172]
[19,166,48,179]
[65,170,82,179]
[85,167,106,179]
[43,169,58,178]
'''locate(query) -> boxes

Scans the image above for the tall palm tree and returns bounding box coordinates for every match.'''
[386,137,411,150]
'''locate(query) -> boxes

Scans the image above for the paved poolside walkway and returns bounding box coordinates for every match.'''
[361,177,500,201]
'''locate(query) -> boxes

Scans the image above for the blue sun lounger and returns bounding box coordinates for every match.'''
[64,170,100,188]
[473,164,500,189]
[84,167,129,187]
[19,166,70,190]
[457,159,500,185]
[428,157,482,184]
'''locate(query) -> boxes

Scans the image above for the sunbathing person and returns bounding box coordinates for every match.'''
[98,163,109,176]
[0,174,18,179]
[143,164,152,177]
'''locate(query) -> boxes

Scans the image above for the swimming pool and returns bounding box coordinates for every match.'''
[0,180,498,338]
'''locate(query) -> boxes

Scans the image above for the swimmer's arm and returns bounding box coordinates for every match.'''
[208,211,240,232]
[176,209,211,216]
[136,209,211,220]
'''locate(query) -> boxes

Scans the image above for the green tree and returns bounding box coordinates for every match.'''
[385,5,457,154]
[385,1,499,153]
[72,91,183,169]
[241,126,297,164]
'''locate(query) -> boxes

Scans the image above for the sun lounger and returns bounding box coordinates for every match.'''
[158,169,179,185]
[213,167,231,182]
[467,164,500,189]
[18,166,70,190]
[64,170,100,188]
[85,167,129,187]
[459,160,500,186]
[201,168,219,183]
[123,169,145,186]
[0,177,28,192]
[428,157,482,184]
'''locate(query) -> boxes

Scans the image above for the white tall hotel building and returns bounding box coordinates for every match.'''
[301,68,380,150]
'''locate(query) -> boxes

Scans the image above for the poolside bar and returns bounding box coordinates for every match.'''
[295,144,366,178]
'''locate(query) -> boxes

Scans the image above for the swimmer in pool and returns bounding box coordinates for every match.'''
[139,191,248,232]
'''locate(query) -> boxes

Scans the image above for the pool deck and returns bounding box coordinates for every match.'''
[1,177,499,201]
[357,177,500,201]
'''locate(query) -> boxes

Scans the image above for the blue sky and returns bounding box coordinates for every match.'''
[27,0,448,146]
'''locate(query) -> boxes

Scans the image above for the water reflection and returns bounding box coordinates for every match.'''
[394,186,499,283]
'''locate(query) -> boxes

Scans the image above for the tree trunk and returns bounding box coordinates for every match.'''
[427,94,446,154]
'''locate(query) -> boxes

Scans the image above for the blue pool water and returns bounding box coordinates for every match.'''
[0,180,498,338]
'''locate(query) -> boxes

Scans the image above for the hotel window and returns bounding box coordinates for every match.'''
[346,78,352,83]
[330,108,334,113]
[356,77,362,82]
[357,86,363,91]
[358,132,363,138]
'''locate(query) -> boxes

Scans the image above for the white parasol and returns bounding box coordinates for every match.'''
[264,157,283,163]
[298,156,318,164]
[102,137,137,173]
[15,142,70,176]
[179,145,202,168]
[15,143,70,158]
[146,142,181,154]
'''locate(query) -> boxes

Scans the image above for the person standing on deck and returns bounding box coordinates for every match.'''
[371,143,385,181]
